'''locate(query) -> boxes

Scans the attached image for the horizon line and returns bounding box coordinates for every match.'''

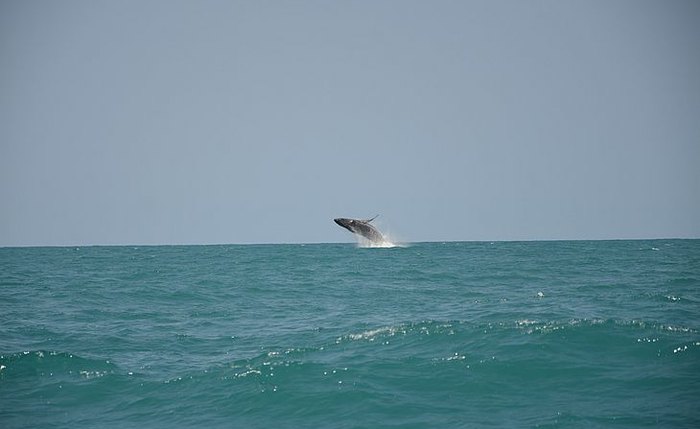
[1,236,698,249]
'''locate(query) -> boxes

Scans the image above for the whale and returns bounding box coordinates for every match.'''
[334,216,385,243]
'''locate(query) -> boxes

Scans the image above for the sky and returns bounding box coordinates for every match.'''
[1,0,699,246]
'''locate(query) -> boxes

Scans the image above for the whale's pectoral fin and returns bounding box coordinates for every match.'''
[364,215,379,223]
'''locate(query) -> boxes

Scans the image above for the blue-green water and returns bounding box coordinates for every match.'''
[1,240,699,428]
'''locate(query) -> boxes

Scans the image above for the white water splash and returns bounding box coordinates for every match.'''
[357,237,399,248]
[356,229,406,248]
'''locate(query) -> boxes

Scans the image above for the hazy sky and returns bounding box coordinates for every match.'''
[2,0,699,246]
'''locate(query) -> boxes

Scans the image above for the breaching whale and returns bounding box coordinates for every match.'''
[334,216,385,244]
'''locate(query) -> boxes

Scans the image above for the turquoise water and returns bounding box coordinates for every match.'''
[1,240,699,428]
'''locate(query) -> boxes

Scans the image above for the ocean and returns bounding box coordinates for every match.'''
[1,240,699,428]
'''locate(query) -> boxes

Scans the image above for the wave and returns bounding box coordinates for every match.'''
[3,316,698,429]
[0,350,117,379]
[3,318,695,382]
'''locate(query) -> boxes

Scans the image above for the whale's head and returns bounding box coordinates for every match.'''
[334,218,357,233]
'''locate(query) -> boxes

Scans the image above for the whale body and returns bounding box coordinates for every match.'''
[334,216,385,243]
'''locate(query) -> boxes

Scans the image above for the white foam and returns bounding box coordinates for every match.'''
[357,238,398,248]
[356,233,406,248]
[348,326,395,340]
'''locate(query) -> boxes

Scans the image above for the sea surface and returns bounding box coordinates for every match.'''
[1,240,699,428]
